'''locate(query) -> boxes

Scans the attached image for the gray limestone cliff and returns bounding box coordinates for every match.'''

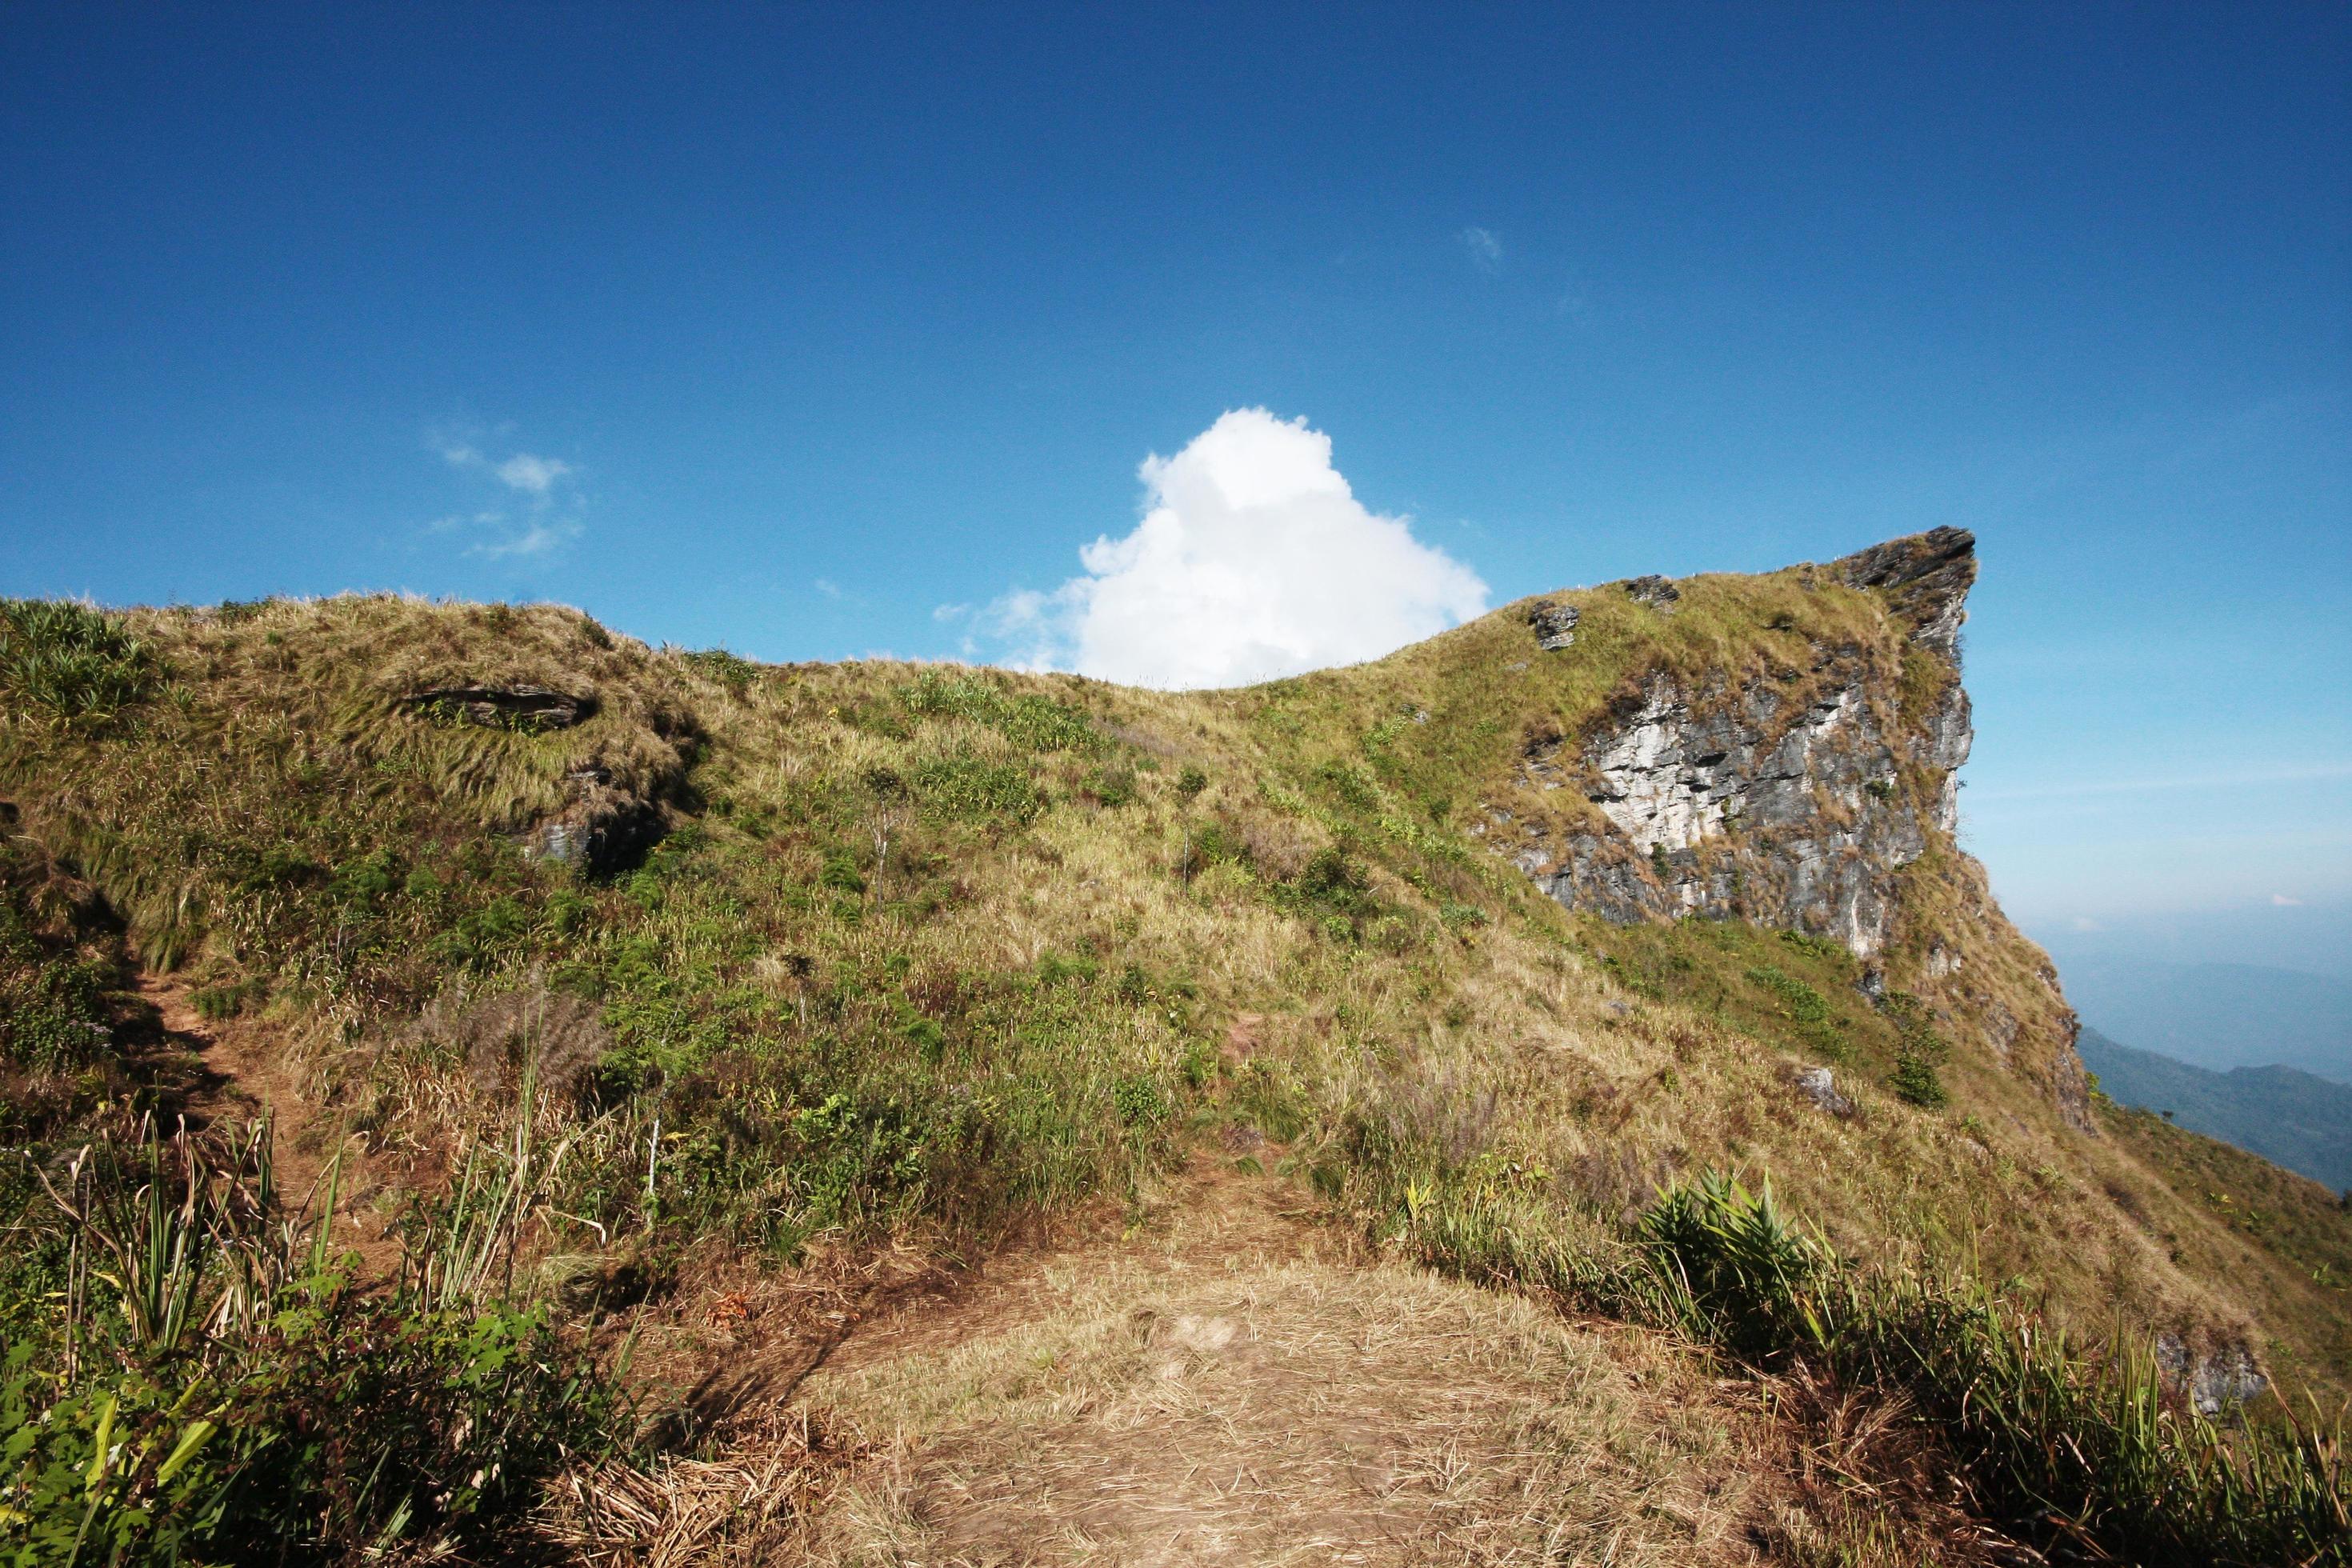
[1487,528,1979,962]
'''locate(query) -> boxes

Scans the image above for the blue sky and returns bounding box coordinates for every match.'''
[3,3,2346,962]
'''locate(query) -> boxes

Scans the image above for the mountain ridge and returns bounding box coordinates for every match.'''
[2080,1023,2352,1190]
[4,537,2346,1562]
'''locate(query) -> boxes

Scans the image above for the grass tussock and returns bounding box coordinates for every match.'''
[1364,1164,2346,1565]
[0,600,158,726]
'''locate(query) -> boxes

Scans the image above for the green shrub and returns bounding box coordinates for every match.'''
[819,848,867,894]
[1294,847,1375,922]
[1889,1051,1950,1108]
[902,1015,948,1062]
[1745,965,1850,1062]
[0,893,114,1075]
[1082,762,1138,807]
[1774,928,1850,964]
[900,671,1096,752]
[1034,952,1098,988]
[908,754,1043,823]
[1886,992,1953,1108]
[1316,759,1382,813]
[0,599,157,722]
[682,646,759,697]
[0,1124,616,1562]
[1113,1074,1169,1128]
[1639,1170,1834,1360]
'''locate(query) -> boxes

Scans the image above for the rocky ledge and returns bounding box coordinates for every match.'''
[1485,529,1978,960]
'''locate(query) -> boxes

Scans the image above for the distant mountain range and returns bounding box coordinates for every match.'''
[2054,958,2352,1086]
[2078,1026,2352,1193]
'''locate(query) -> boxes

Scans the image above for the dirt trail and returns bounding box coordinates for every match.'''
[140,973,403,1277]
[577,1159,1795,1568]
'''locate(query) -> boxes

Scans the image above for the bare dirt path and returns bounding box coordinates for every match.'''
[565,1158,1794,1568]
[139,972,403,1277]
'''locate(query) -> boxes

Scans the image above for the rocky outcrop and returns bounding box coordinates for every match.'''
[1835,525,1974,657]
[400,686,595,731]
[1489,531,1979,960]
[2156,1334,2270,1416]
[523,761,668,875]
[1526,602,1581,650]
[1620,575,1681,610]
[1794,1066,1852,1115]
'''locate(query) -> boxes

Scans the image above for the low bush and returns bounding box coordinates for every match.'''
[0,1120,618,1563]
[1745,964,1850,1063]
[908,754,1043,824]
[682,646,759,697]
[1885,992,1952,1109]
[899,671,1096,752]
[0,600,157,723]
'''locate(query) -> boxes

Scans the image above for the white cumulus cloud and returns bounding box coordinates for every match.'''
[994,409,1488,690]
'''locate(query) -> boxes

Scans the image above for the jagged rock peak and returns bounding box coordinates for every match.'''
[1831,526,1976,657]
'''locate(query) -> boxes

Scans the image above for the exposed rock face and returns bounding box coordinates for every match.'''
[1496,531,1979,961]
[1836,526,1974,657]
[1620,574,1682,609]
[401,686,595,731]
[1794,1066,1852,1115]
[1526,602,1581,650]
[2156,1334,2270,1416]
[524,762,668,876]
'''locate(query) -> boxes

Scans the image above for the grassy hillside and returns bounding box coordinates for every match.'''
[2,574,2346,1562]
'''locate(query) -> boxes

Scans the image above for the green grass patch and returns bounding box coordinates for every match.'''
[0,599,157,723]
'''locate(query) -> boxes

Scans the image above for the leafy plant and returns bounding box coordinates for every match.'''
[0,600,156,723]
[900,671,1096,752]
[0,1117,616,1562]
[682,646,760,698]
[1885,992,1952,1109]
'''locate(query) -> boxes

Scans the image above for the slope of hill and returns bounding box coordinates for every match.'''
[2082,1025,2352,1192]
[2,542,2346,1564]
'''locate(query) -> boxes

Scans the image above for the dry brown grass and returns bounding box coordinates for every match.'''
[552,1158,1997,1567]
[795,1162,1775,1568]
[537,1406,850,1566]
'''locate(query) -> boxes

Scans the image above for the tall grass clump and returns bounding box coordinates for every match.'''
[1634,1173,2348,1566]
[0,1116,616,1563]
[0,600,156,725]
[899,670,1098,752]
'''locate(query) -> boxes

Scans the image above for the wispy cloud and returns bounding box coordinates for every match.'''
[2273,893,2306,906]
[425,429,584,561]
[471,519,580,559]
[1459,226,1503,274]
[494,454,570,494]
[814,578,844,600]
